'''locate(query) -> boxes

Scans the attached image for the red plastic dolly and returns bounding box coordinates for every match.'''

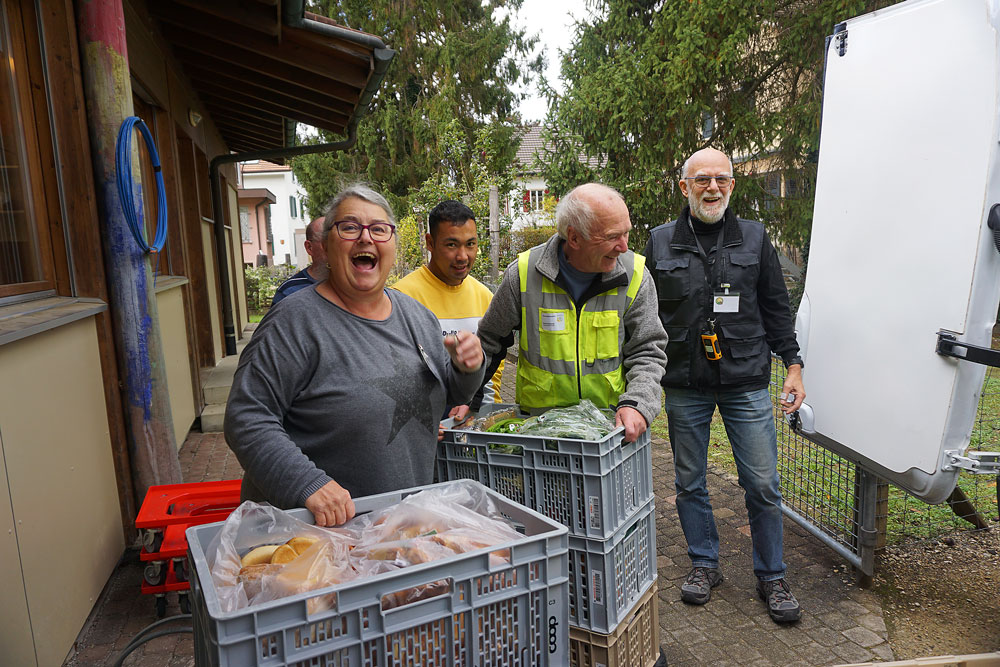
[135,479,242,616]
[140,557,195,616]
[136,479,243,553]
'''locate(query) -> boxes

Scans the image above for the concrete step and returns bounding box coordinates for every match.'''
[202,356,239,405]
[200,403,226,433]
[204,381,230,405]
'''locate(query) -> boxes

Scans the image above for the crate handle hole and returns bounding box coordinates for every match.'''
[380,578,450,611]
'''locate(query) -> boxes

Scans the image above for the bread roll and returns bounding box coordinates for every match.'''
[238,563,283,598]
[240,544,280,567]
[270,536,320,564]
[270,544,298,564]
[284,536,318,553]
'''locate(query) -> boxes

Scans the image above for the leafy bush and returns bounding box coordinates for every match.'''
[509,225,557,256]
[393,213,426,280]
[244,264,298,315]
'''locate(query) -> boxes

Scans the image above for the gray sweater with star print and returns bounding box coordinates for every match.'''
[224,286,485,509]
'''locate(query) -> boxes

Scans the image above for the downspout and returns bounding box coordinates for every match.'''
[209,22,394,355]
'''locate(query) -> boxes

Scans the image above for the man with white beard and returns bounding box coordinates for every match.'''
[644,148,806,623]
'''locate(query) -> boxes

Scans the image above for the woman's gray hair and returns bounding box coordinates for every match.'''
[322,183,396,242]
[555,183,624,240]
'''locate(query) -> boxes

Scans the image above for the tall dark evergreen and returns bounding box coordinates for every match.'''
[294,0,542,219]
[540,0,898,250]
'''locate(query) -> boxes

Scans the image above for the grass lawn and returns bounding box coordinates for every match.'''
[883,369,1000,542]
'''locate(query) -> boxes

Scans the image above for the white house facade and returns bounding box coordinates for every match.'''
[239,160,309,266]
[509,125,555,230]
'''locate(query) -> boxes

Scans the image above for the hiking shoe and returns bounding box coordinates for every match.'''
[680,567,723,604]
[756,578,802,623]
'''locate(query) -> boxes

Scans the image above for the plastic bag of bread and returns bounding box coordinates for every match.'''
[207,481,525,613]
[347,480,522,596]
[354,480,523,551]
[345,481,523,610]
[254,537,356,614]
[207,500,359,612]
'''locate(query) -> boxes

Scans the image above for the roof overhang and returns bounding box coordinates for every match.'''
[237,188,277,204]
[149,0,394,154]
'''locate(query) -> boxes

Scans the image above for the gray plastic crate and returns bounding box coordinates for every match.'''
[186,481,569,666]
[567,498,656,634]
[438,403,654,541]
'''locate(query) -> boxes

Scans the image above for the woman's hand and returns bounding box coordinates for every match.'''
[444,330,484,373]
[304,479,356,526]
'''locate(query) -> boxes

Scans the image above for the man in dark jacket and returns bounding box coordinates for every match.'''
[271,216,328,306]
[644,148,806,623]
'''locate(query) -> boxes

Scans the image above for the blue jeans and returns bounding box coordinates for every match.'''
[665,386,786,581]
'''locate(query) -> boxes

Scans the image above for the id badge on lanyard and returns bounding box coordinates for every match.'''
[713,283,740,313]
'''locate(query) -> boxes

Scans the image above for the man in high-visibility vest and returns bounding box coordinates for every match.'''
[477,183,667,442]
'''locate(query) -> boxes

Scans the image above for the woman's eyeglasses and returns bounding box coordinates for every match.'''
[332,220,396,242]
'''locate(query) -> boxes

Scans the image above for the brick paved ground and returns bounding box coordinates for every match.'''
[64,349,895,666]
[651,441,893,666]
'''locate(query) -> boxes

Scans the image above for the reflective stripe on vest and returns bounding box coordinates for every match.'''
[516,248,645,411]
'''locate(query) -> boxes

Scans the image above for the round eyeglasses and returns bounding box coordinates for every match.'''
[683,175,732,188]
[333,220,396,242]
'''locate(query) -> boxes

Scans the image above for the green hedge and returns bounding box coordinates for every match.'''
[245,264,298,314]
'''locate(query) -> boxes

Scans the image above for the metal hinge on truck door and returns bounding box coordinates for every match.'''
[834,23,848,56]
[941,449,1000,474]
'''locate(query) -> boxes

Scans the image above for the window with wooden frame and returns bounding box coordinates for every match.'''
[0,0,56,298]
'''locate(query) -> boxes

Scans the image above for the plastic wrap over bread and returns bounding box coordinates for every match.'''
[208,480,522,612]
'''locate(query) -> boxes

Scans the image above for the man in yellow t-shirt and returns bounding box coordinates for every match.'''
[392,200,504,417]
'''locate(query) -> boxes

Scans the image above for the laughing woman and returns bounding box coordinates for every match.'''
[224,184,485,526]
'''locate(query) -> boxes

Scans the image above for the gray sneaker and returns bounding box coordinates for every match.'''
[680,566,723,604]
[756,578,802,623]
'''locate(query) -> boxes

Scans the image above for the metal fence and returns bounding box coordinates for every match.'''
[769,360,1000,576]
[498,350,998,576]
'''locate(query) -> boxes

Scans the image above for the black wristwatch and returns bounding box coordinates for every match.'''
[785,356,804,369]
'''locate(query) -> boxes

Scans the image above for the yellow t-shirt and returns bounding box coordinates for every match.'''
[391,265,504,403]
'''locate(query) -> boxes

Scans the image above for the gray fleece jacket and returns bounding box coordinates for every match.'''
[225,287,485,508]
[477,234,668,425]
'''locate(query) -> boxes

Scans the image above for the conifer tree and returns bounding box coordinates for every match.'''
[293,0,541,219]
[540,0,898,249]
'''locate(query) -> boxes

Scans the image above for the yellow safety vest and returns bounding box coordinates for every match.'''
[516,248,645,411]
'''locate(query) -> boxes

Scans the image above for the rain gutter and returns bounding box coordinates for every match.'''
[208,7,394,355]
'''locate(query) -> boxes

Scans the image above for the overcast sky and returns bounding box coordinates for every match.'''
[507,0,589,122]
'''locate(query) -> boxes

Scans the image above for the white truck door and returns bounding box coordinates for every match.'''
[795,0,1000,503]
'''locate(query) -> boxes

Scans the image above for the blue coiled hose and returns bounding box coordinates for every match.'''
[116,116,167,254]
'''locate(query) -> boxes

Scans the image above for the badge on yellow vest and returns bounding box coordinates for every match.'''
[540,311,566,331]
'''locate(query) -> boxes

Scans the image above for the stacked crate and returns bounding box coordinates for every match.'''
[438,404,664,667]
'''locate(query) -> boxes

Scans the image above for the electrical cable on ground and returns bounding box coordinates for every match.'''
[115,116,168,255]
[110,613,192,667]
